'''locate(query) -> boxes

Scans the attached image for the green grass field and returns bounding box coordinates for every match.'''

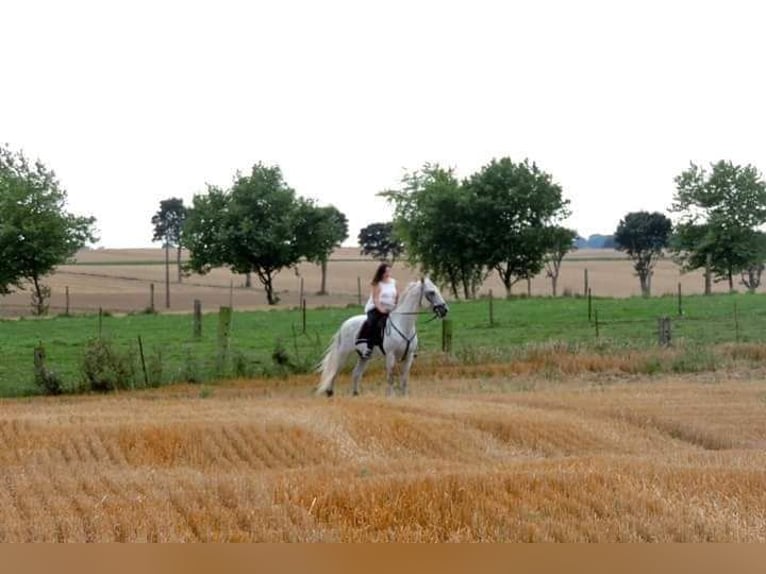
[2,292,766,397]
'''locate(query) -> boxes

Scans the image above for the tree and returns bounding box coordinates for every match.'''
[296,204,348,295]
[542,226,577,296]
[466,158,570,297]
[151,197,187,284]
[739,231,766,293]
[357,222,404,262]
[0,144,97,314]
[613,211,672,297]
[670,161,766,291]
[382,165,487,299]
[183,163,308,305]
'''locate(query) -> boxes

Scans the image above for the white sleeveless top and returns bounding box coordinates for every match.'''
[365,279,397,313]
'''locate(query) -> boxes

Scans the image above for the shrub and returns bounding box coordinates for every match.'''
[33,343,65,395]
[80,338,136,392]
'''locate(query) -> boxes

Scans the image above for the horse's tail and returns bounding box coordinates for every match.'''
[316,327,343,396]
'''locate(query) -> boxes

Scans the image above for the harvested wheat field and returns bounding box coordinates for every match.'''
[0,248,738,317]
[2,369,766,542]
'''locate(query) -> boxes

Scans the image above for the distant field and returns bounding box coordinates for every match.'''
[1,371,765,541]
[0,247,740,317]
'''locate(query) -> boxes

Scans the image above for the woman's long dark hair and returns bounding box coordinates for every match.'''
[371,262,391,286]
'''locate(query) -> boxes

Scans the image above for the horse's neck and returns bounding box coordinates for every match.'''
[391,284,420,334]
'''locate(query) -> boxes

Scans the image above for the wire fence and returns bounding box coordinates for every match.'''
[3,283,766,396]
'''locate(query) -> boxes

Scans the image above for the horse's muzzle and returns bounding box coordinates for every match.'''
[434,304,448,318]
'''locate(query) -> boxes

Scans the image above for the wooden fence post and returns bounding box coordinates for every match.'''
[302,298,307,334]
[137,335,149,386]
[442,318,453,353]
[357,276,362,306]
[150,283,155,313]
[193,299,202,339]
[584,268,589,296]
[217,306,232,373]
[65,286,70,316]
[33,343,46,374]
[488,289,494,327]
[299,277,304,305]
[587,288,592,322]
[98,307,103,338]
[658,316,671,346]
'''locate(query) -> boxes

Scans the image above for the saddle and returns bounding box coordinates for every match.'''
[356,313,388,352]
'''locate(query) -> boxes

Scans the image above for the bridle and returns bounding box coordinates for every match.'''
[389,279,447,321]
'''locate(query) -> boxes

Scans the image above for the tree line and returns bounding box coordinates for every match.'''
[3,139,766,313]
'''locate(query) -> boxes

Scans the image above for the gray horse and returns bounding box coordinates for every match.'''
[316,277,448,397]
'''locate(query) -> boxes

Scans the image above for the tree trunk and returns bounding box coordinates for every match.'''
[264,276,276,305]
[704,253,712,295]
[319,259,328,295]
[257,270,278,305]
[164,242,170,309]
[639,271,650,298]
[494,265,513,298]
[461,275,470,300]
[551,275,558,297]
[176,245,182,283]
[245,273,252,288]
[32,275,45,316]
[728,268,734,292]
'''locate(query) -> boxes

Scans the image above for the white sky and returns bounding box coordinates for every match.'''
[2,0,765,248]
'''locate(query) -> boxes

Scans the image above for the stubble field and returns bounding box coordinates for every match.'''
[1,369,765,542]
[2,248,765,542]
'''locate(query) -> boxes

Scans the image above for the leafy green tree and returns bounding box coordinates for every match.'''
[739,231,766,293]
[614,211,672,297]
[151,197,187,283]
[183,163,309,305]
[542,226,577,296]
[0,144,97,314]
[296,204,348,295]
[466,158,570,297]
[357,222,404,262]
[383,165,485,299]
[671,161,766,291]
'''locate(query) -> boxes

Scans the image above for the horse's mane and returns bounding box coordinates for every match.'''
[393,280,423,310]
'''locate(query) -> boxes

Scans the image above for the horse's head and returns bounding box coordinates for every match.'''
[421,276,448,318]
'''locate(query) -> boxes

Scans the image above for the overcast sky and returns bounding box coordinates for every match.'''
[3,0,765,248]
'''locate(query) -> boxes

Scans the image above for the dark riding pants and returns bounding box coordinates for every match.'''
[358,309,387,349]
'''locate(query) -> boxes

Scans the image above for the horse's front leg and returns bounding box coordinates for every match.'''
[385,351,398,396]
[400,349,416,396]
[351,356,371,396]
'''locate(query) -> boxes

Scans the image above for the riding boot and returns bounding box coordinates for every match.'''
[355,338,372,358]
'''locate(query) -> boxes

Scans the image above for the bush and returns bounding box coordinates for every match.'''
[80,338,136,392]
[33,343,65,395]
[179,346,203,383]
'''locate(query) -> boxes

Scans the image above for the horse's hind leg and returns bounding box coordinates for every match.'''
[351,357,371,396]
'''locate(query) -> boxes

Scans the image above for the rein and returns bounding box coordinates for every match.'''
[384,280,442,360]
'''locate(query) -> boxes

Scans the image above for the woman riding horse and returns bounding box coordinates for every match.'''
[356,262,398,358]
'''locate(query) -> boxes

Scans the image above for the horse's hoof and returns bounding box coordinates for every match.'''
[325,389,334,398]
[352,390,359,397]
